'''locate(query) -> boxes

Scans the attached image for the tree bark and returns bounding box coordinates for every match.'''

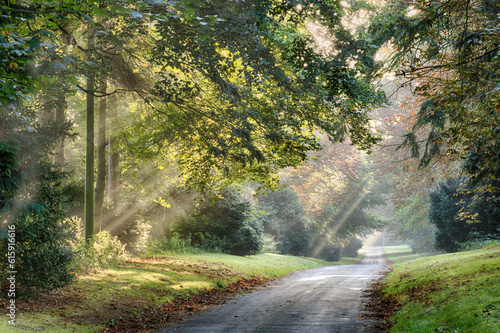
[84,34,95,243]
[37,95,52,126]
[95,78,107,231]
[53,90,66,171]
[108,92,120,210]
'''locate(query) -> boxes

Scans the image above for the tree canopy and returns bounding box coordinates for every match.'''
[370,0,500,182]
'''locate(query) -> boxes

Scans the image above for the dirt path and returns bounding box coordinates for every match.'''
[156,247,387,333]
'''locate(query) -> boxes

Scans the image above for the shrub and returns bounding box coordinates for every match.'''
[308,233,342,262]
[341,236,363,258]
[459,240,500,252]
[0,210,75,298]
[260,235,278,254]
[1,99,75,298]
[228,220,263,255]
[71,231,127,274]
[317,242,342,262]
[0,146,76,298]
[276,220,310,256]
[147,233,201,255]
[118,218,152,254]
[173,188,263,255]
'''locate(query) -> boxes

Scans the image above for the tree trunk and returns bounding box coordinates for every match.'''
[108,92,120,210]
[37,95,52,126]
[53,90,66,171]
[84,35,95,243]
[95,78,107,231]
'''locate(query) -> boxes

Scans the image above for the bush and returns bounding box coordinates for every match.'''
[1,102,76,298]
[308,233,342,261]
[458,240,500,252]
[341,236,363,258]
[0,151,76,298]
[71,230,127,274]
[173,188,263,255]
[228,221,263,255]
[100,211,153,255]
[317,242,342,262]
[0,209,75,298]
[260,235,278,254]
[117,218,152,254]
[147,233,201,255]
[276,221,310,256]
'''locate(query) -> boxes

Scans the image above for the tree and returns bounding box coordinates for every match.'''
[142,0,385,193]
[107,92,120,208]
[284,138,384,240]
[94,78,107,229]
[1,0,390,265]
[370,0,500,181]
[257,187,310,256]
[1,103,75,298]
[172,188,263,256]
[84,38,96,241]
[366,80,446,252]
[429,177,500,252]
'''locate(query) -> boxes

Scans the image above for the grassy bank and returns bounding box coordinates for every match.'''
[1,253,334,332]
[382,245,423,264]
[379,244,500,332]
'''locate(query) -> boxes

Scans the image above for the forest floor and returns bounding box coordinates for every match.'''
[0,253,341,332]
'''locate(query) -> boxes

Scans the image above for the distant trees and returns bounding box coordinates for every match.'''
[162,180,373,260]
[284,139,384,251]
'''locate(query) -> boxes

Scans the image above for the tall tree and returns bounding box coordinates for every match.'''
[95,78,107,230]
[84,55,95,242]
[107,93,120,209]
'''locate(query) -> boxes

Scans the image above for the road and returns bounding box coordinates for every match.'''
[156,246,386,333]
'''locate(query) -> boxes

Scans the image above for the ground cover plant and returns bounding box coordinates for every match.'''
[371,243,500,332]
[0,253,333,332]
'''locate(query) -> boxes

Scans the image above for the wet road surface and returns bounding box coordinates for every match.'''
[156,246,387,333]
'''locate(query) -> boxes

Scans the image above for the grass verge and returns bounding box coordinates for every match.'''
[371,244,500,332]
[1,253,333,332]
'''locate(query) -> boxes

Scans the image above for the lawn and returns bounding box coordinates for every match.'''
[380,243,500,332]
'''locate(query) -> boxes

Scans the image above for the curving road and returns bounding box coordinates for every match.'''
[156,246,386,333]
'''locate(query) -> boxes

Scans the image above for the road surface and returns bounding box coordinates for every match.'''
[156,246,386,333]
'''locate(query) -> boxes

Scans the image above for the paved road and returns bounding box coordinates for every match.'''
[157,247,386,333]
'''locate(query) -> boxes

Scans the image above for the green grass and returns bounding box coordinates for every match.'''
[170,253,338,278]
[0,253,334,332]
[1,313,104,333]
[339,257,362,264]
[385,253,423,263]
[383,245,413,255]
[381,244,500,332]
